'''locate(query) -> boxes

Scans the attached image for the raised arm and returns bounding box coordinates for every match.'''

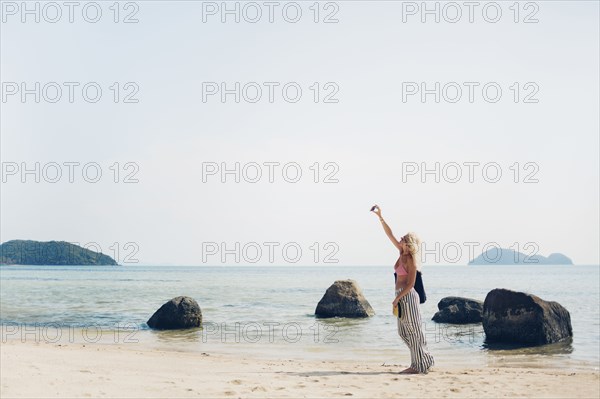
[371,205,402,251]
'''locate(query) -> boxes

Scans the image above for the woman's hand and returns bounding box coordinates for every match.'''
[392,296,400,307]
[371,205,382,218]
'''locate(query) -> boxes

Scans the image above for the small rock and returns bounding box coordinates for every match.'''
[315,280,375,318]
[147,296,202,330]
[432,296,483,324]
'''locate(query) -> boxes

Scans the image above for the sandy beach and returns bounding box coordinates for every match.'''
[1,340,598,399]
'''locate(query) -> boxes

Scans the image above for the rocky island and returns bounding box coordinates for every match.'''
[0,240,118,266]
[469,248,573,265]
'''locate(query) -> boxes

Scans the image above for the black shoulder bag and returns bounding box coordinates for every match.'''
[414,270,427,304]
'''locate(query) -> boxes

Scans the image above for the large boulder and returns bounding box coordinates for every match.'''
[147,296,202,330]
[432,296,483,324]
[482,288,572,346]
[315,280,375,318]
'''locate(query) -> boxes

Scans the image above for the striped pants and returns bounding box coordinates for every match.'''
[396,288,435,373]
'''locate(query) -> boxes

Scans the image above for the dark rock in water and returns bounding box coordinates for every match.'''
[482,288,572,346]
[315,280,375,318]
[147,296,202,330]
[432,296,483,324]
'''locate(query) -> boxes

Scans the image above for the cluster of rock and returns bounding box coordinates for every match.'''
[432,289,572,346]
[146,279,375,330]
[146,281,572,348]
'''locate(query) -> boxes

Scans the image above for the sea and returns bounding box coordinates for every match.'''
[1,265,598,370]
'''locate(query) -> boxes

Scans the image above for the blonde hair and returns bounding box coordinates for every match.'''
[402,231,422,270]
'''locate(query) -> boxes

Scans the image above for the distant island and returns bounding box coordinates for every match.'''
[469,248,573,265]
[0,240,118,266]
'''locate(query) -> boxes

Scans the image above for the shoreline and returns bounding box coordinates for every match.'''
[1,340,599,398]
[2,324,598,371]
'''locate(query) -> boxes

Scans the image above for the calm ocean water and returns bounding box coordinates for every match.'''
[1,265,598,369]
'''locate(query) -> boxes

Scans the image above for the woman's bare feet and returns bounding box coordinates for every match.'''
[399,367,419,374]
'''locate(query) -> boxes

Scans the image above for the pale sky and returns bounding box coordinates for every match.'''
[1,1,598,265]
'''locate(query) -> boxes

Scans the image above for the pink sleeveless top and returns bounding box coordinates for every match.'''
[394,253,408,276]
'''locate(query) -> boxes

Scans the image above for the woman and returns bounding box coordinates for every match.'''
[372,205,434,374]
